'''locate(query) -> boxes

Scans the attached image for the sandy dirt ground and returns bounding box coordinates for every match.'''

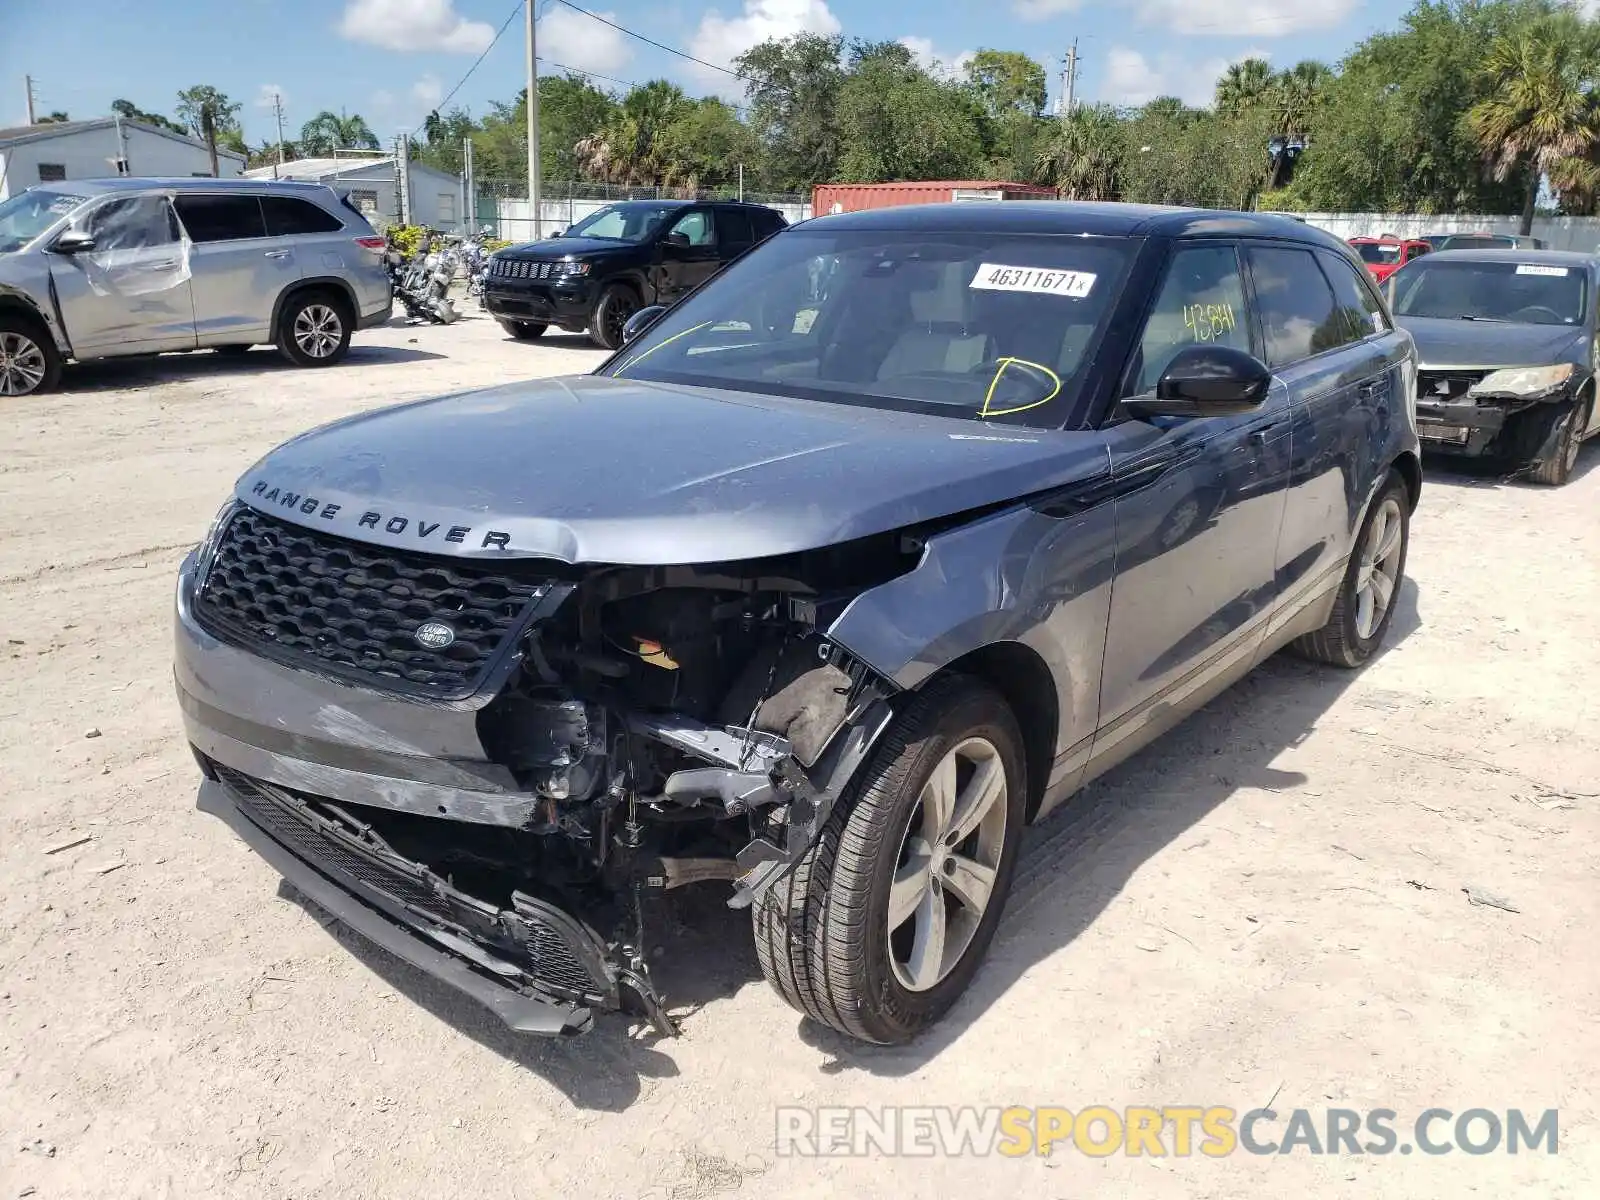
[1,307,1597,1199]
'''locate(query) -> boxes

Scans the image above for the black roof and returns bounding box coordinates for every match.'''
[1410,248,1598,269]
[598,197,779,210]
[805,200,1348,248]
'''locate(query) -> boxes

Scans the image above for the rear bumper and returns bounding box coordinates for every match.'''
[358,296,393,329]
[197,772,601,1036]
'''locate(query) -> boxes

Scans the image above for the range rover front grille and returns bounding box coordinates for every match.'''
[195,505,549,699]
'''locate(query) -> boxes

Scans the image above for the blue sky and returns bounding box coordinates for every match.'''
[1,0,1412,146]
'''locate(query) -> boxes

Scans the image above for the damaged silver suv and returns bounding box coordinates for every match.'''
[0,178,392,397]
[176,203,1421,1044]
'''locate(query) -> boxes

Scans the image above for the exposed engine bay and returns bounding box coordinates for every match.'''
[209,532,920,1033]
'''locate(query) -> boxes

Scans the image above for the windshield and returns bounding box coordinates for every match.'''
[1440,236,1508,251]
[564,203,682,243]
[603,228,1136,429]
[1354,242,1402,265]
[1390,259,1587,326]
[0,187,88,253]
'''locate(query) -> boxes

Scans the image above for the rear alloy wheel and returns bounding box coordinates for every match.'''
[1294,471,1410,668]
[500,320,548,341]
[591,285,639,351]
[277,293,352,367]
[753,675,1026,1044]
[0,321,61,397]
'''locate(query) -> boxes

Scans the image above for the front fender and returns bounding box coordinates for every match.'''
[826,496,1119,795]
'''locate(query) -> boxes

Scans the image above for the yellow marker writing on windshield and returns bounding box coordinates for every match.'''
[980,357,1062,418]
[613,321,714,376]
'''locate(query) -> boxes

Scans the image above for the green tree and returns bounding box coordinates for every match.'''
[834,41,989,182]
[38,111,70,124]
[1037,104,1125,199]
[1214,58,1274,115]
[655,98,760,190]
[965,50,1049,180]
[1469,11,1600,232]
[111,99,187,135]
[299,111,380,155]
[736,33,847,190]
[176,85,242,177]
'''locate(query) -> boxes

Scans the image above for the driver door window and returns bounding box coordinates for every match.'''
[666,209,716,249]
[1124,245,1250,396]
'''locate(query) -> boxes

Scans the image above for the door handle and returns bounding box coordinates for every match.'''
[1249,421,1287,446]
[263,250,290,260]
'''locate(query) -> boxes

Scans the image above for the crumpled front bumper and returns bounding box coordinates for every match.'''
[198,773,599,1036]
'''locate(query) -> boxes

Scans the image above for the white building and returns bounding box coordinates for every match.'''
[242,155,466,232]
[0,118,245,201]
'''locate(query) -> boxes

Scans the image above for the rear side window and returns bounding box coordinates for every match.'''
[1318,250,1389,341]
[175,194,267,242]
[754,208,785,238]
[719,209,755,253]
[262,195,343,236]
[1245,245,1345,367]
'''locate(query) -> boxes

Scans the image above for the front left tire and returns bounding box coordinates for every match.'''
[754,675,1027,1045]
[0,315,62,398]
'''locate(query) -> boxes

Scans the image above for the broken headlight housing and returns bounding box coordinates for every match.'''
[1469,362,1576,397]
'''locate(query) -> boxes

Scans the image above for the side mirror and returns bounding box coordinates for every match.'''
[548,228,563,238]
[51,230,97,255]
[662,231,691,249]
[621,305,668,346]
[1123,345,1272,419]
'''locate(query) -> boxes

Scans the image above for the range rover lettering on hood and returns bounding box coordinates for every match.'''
[247,479,512,550]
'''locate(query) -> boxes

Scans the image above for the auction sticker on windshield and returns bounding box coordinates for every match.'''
[1515,265,1569,277]
[971,264,1096,298]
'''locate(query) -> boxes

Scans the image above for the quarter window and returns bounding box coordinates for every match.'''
[1245,245,1344,367]
[37,163,66,183]
[1317,250,1388,343]
[1124,244,1250,396]
[261,195,343,236]
[174,194,267,242]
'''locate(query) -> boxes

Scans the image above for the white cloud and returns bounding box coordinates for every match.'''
[1136,0,1358,36]
[411,74,444,108]
[688,0,841,91]
[899,36,974,81]
[255,84,287,110]
[1012,0,1081,19]
[1100,46,1269,106]
[339,0,495,53]
[539,6,634,75]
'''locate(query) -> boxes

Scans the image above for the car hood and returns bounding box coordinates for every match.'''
[1396,315,1589,369]
[236,375,1110,565]
[499,237,635,260]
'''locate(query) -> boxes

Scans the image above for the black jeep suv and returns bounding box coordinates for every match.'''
[483,198,788,349]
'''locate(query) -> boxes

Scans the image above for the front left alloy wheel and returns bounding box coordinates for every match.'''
[754,675,1026,1044]
[0,318,62,397]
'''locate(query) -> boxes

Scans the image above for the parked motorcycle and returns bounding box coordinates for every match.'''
[461,225,496,303]
[386,230,459,325]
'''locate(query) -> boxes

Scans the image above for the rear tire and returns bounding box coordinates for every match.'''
[1293,470,1409,668]
[276,292,352,367]
[499,320,548,341]
[0,314,62,398]
[753,675,1027,1045]
[591,284,640,351]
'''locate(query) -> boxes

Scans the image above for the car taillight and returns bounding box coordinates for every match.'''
[354,236,386,250]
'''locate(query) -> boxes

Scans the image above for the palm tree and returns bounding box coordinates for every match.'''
[1036,104,1124,200]
[1214,58,1274,115]
[1470,13,1600,235]
[576,81,691,187]
[299,111,380,156]
[1262,60,1331,189]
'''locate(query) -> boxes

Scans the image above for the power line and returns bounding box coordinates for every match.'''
[549,0,748,82]
[410,0,525,134]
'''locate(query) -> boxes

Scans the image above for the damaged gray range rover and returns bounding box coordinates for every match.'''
[176,203,1421,1044]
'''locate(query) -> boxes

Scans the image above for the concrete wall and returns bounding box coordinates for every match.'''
[0,125,243,200]
[488,196,812,242]
[1286,211,1600,253]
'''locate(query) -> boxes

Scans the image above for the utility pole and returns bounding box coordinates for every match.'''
[737,163,744,202]
[272,91,286,179]
[396,135,412,226]
[24,75,37,124]
[1063,40,1078,118]
[464,137,476,230]
[525,0,542,241]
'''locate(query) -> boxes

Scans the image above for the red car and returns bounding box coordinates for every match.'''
[1349,236,1432,282]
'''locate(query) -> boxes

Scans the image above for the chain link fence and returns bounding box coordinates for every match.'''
[470,178,811,241]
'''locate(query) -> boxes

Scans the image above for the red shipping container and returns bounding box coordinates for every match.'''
[811,180,1058,216]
